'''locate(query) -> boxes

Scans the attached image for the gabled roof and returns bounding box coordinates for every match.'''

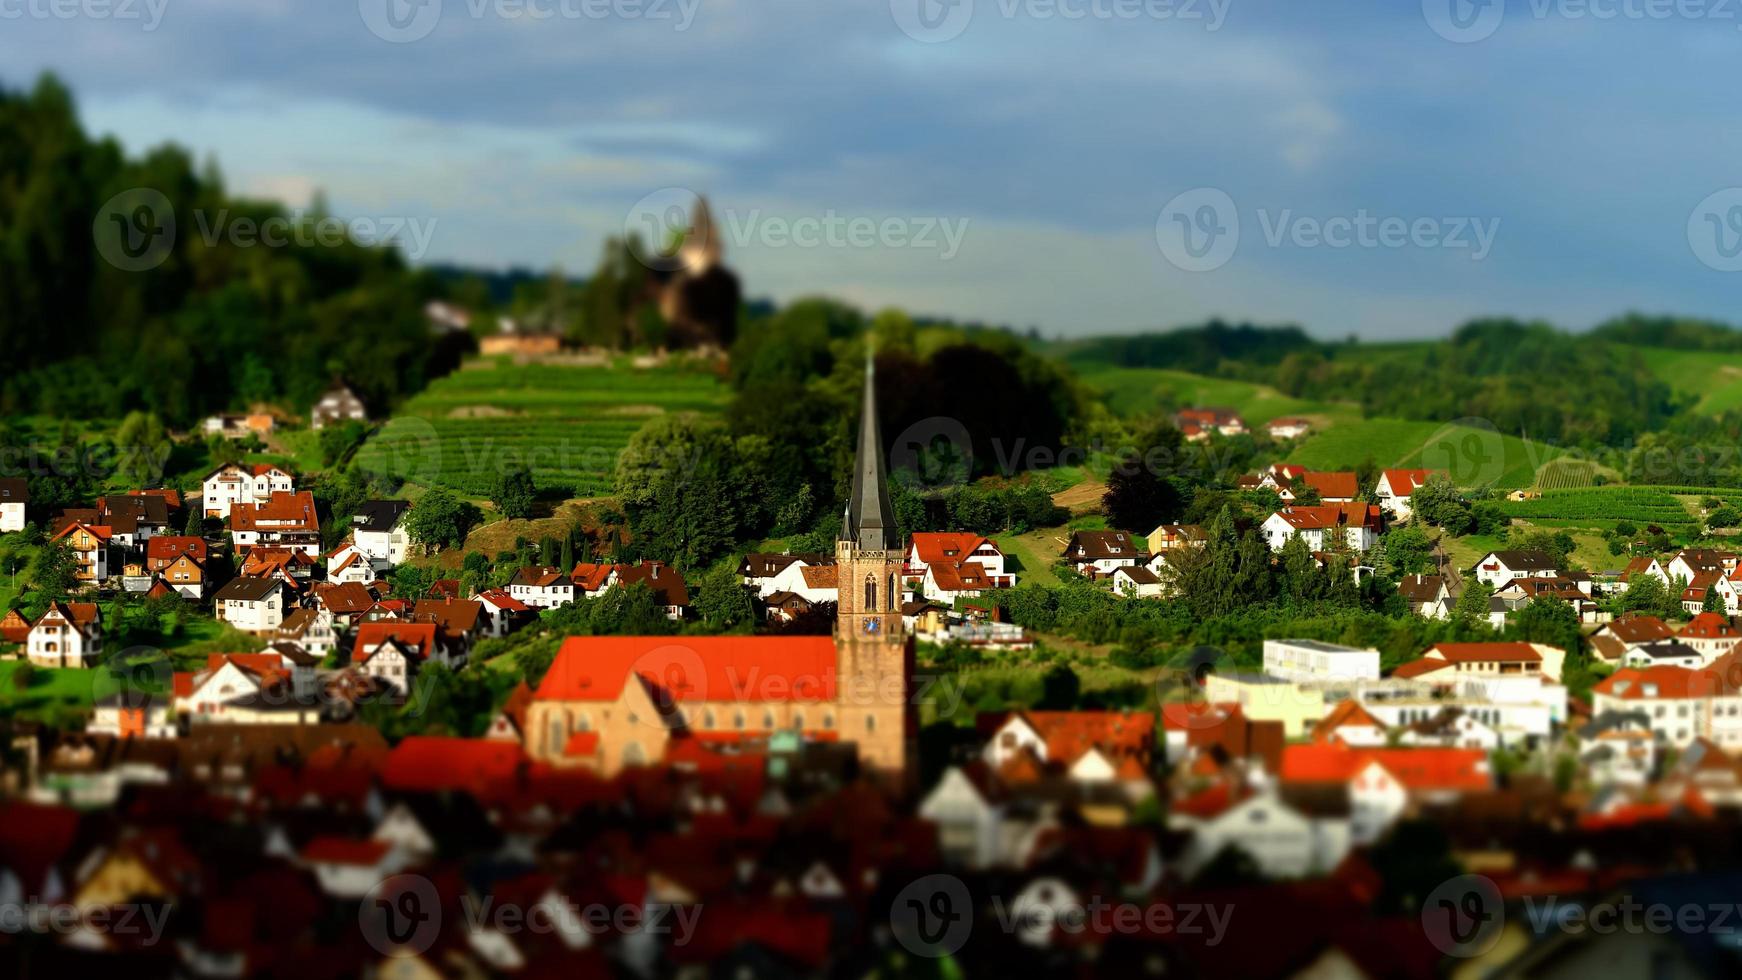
[1066,529,1137,560]
[1627,640,1703,663]
[1313,699,1385,741]
[535,636,838,703]
[412,598,484,636]
[1114,566,1161,586]
[1296,471,1359,500]
[213,576,283,603]
[929,561,997,593]
[317,582,376,615]
[510,565,570,589]
[909,532,993,564]
[1397,574,1446,602]
[1270,503,1382,531]
[474,588,531,613]
[570,562,616,592]
[1478,549,1556,571]
[0,478,28,504]
[798,565,838,590]
[145,535,208,564]
[980,710,1155,768]
[352,622,440,665]
[1605,614,1674,644]
[31,602,102,639]
[1281,743,1490,792]
[615,562,691,607]
[1593,666,1704,700]
[1379,469,1434,496]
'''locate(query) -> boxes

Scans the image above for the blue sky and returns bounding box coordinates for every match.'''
[5,0,1742,338]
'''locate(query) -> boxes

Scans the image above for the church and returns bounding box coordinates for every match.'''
[524,356,915,780]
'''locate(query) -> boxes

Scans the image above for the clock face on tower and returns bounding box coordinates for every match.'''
[862,618,881,635]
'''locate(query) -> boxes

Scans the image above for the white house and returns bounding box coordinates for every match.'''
[918,765,1010,869]
[1591,652,1742,750]
[1111,566,1164,599]
[1170,790,1351,880]
[351,500,412,566]
[174,653,317,725]
[1676,611,1742,663]
[1281,744,1491,845]
[201,463,295,520]
[325,543,378,586]
[1621,641,1705,670]
[25,602,104,668]
[474,588,533,638]
[1063,530,1141,576]
[906,533,1011,580]
[213,576,287,633]
[1261,504,1382,553]
[756,559,839,605]
[301,838,407,898]
[1666,548,1738,586]
[311,383,369,430]
[508,566,575,609]
[1375,468,1435,520]
[1265,417,1313,440]
[1398,574,1452,619]
[0,479,27,533]
[1471,549,1560,590]
[1262,638,1381,682]
[230,491,321,558]
[87,692,176,739]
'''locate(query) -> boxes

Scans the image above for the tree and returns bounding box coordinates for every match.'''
[1037,664,1081,710]
[693,563,754,629]
[404,489,483,551]
[1452,578,1493,626]
[26,541,78,606]
[493,464,537,520]
[114,411,170,487]
[1381,524,1435,578]
[1102,432,1185,534]
[559,533,574,572]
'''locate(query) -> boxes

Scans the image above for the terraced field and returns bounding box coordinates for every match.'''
[355,357,729,499]
[1493,486,1733,530]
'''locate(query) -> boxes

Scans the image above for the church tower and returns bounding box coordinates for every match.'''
[835,353,914,781]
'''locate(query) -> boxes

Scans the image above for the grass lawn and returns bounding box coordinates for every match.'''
[0,661,100,714]
[995,529,1067,588]
[1288,417,1562,488]
[1623,344,1742,414]
[1077,366,1360,425]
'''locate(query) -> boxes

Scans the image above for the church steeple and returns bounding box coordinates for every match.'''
[844,352,897,551]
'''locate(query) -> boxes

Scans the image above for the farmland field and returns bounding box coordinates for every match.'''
[354,357,729,498]
[1623,344,1742,414]
[1493,486,1726,529]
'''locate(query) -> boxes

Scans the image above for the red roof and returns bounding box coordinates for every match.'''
[1381,469,1434,496]
[1272,502,1382,531]
[1679,611,1741,639]
[1282,743,1491,792]
[301,837,392,867]
[231,491,319,533]
[534,636,838,704]
[988,710,1155,767]
[351,622,439,663]
[475,587,531,612]
[145,535,208,564]
[909,532,992,565]
[570,562,616,592]
[382,736,529,795]
[1592,666,1704,700]
[1314,699,1385,741]
[929,561,997,593]
[1297,471,1359,500]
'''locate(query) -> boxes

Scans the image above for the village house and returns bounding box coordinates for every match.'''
[351,500,412,566]
[1111,565,1163,598]
[1398,574,1452,619]
[1063,529,1141,576]
[1169,787,1353,881]
[1201,672,1327,738]
[1398,641,1566,682]
[241,546,317,584]
[158,554,209,601]
[1681,571,1739,616]
[88,691,176,739]
[1262,638,1382,682]
[1622,555,1669,585]
[95,493,171,550]
[615,561,691,619]
[214,576,288,633]
[1621,640,1705,670]
[740,552,832,597]
[325,542,377,586]
[508,565,575,609]
[1492,576,1603,624]
[0,478,28,533]
[311,382,368,429]
[200,463,295,520]
[411,598,486,659]
[904,533,1012,580]
[1286,470,1360,504]
[230,491,321,558]
[201,412,275,440]
[1312,699,1390,747]
[51,521,111,586]
[1397,707,1501,752]
[25,602,104,667]
[352,622,455,692]
[1675,611,1742,664]
[1471,549,1560,590]
[1261,503,1382,553]
[1265,417,1313,440]
[1145,523,1207,554]
[273,607,338,658]
[473,588,534,638]
[1374,468,1435,521]
[1174,407,1247,441]
[174,653,319,725]
[1280,742,1492,844]
[1591,656,1742,749]
[1667,547,1740,584]
[1590,614,1675,663]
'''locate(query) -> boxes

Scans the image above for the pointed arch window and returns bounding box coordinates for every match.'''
[864,576,878,612]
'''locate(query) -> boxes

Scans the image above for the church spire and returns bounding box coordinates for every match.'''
[844,350,897,551]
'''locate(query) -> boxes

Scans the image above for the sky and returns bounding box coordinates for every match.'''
[5,0,1742,339]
